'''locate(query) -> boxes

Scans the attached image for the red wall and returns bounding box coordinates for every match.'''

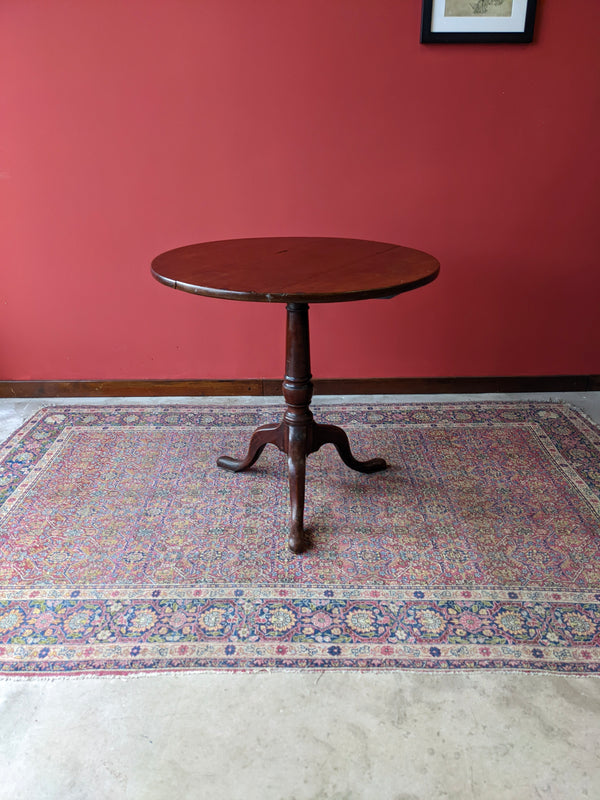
[1,0,599,381]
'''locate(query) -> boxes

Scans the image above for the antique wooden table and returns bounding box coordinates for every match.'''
[151,237,439,553]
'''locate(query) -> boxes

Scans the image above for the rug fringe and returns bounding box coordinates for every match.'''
[0,667,598,682]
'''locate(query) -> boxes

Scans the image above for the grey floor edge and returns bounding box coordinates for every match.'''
[0,393,599,800]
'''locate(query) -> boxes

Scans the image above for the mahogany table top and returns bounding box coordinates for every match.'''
[151,237,439,304]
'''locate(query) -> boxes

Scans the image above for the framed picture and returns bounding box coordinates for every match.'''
[421,0,537,43]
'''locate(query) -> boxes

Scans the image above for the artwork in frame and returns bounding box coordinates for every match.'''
[421,0,537,43]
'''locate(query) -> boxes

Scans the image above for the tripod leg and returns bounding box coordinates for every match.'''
[312,423,387,473]
[217,422,283,472]
[287,428,309,553]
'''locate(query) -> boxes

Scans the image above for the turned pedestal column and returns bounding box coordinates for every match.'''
[217,303,387,553]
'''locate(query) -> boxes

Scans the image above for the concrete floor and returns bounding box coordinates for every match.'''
[0,393,599,800]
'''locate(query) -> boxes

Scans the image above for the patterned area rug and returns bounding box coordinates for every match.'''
[0,402,599,675]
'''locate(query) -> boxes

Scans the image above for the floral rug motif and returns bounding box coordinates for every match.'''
[0,402,599,675]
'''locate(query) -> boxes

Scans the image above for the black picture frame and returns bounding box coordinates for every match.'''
[421,0,537,44]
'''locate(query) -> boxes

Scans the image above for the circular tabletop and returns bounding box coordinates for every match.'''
[151,237,439,304]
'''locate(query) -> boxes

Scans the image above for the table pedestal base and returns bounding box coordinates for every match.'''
[217,303,387,553]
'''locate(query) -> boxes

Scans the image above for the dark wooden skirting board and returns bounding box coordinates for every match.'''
[0,376,598,398]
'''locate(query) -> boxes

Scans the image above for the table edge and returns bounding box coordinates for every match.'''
[150,262,440,304]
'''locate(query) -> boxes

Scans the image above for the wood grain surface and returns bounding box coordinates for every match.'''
[151,237,440,303]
